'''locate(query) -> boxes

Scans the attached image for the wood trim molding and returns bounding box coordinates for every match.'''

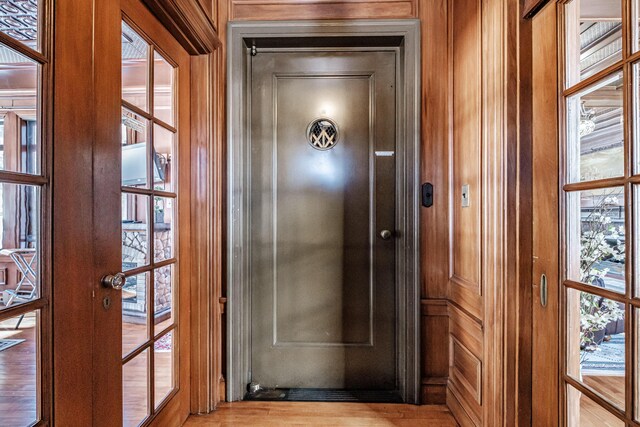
[531,2,560,425]
[229,0,418,21]
[190,53,213,414]
[522,0,552,19]
[142,0,221,54]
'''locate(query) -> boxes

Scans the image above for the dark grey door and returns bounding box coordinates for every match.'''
[250,50,397,390]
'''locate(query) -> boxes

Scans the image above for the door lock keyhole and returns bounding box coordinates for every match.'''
[103,296,112,310]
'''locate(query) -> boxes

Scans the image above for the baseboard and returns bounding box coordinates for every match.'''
[421,376,447,404]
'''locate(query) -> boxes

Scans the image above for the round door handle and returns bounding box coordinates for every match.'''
[379,230,393,240]
[101,272,126,290]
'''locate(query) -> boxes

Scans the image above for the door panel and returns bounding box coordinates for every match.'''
[88,0,191,425]
[250,51,397,390]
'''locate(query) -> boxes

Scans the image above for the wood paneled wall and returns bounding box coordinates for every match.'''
[418,0,450,405]
[448,0,531,426]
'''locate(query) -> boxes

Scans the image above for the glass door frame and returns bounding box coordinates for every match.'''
[559,0,638,424]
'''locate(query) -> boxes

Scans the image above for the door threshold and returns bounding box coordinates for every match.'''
[244,388,403,403]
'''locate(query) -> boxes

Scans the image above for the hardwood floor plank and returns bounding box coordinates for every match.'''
[184,402,458,426]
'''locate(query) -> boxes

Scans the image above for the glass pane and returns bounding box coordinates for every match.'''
[153,124,173,192]
[122,21,149,112]
[567,288,626,409]
[566,384,624,426]
[0,43,39,175]
[122,271,149,357]
[153,197,173,263]
[637,186,640,298]
[567,188,625,293]
[0,0,40,51]
[154,330,175,408]
[153,52,174,126]
[565,0,622,87]
[122,193,149,271]
[154,264,173,335]
[566,73,624,183]
[634,0,640,53]
[634,63,640,176]
[122,109,149,189]
[123,349,149,427]
[0,183,39,312]
[0,310,39,426]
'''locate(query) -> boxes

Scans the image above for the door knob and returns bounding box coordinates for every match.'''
[101,272,126,290]
[379,230,393,240]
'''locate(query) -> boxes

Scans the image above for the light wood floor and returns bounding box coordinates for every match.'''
[184,401,458,426]
[0,314,173,427]
[0,315,627,427]
[0,313,37,427]
[579,375,625,427]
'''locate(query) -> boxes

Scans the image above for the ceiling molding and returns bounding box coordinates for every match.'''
[142,0,221,55]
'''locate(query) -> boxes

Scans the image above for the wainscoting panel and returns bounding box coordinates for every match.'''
[449,0,483,322]
[448,304,483,426]
[421,300,449,404]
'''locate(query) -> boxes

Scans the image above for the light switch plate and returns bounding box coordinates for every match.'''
[461,184,470,207]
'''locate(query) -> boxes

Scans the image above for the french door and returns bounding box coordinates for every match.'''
[53,0,192,425]
[0,0,192,425]
[109,1,191,425]
[534,0,640,425]
[118,3,190,426]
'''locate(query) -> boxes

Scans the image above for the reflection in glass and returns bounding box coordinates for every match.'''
[0,43,39,175]
[567,288,625,409]
[566,73,624,183]
[122,193,149,271]
[122,271,149,357]
[122,109,149,188]
[567,188,625,293]
[567,384,624,426]
[154,330,175,408]
[153,124,172,192]
[0,184,38,312]
[153,197,173,263]
[565,0,622,87]
[122,21,149,112]
[0,310,38,426]
[0,0,40,51]
[123,349,149,427]
[154,52,174,126]
[154,264,173,335]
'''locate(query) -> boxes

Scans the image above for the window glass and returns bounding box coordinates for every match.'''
[565,0,622,87]
[566,73,624,183]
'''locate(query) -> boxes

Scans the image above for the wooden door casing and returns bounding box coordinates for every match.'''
[531,2,560,426]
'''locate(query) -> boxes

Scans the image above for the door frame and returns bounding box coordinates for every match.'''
[226,19,421,403]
